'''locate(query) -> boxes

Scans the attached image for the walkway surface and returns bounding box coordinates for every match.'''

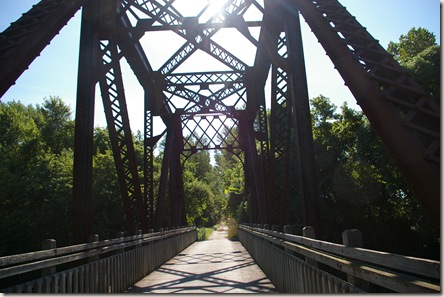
[126,225,277,293]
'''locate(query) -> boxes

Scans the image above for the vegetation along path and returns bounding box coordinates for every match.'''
[126,226,277,293]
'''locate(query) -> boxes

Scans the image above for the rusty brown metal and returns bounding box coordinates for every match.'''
[0,0,85,97]
[99,39,148,234]
[295,0,439,227]
[71,0,100,244]
[281,1,320,232]
[1,0,438,239]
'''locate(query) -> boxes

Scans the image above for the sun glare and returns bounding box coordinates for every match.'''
[206,0,227,19]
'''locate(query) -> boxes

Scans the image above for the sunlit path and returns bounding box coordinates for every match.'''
[126,227,276,293]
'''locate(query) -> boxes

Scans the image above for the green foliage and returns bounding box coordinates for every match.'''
[402,45,440,99]
[226,217,238,239]
[0,97,240,255]
[184,177,213,226]
[0,99,129,255]
[387,27,436,64]
[214,139,245,222]
[38,97,74,154]
[387,27,440,99]
[196,227,213,241]
[183,151,227,227]
[310,95,439,259]
[0,99,73,254]
[92,148,126,238]
[304,27,440,258]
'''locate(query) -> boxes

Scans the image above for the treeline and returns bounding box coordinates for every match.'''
[0,27,439,259]
[309,96,438,259]
[0,97,228,256]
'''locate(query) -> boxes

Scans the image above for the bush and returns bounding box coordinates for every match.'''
[226,217,238,238]
[197,227,213,241]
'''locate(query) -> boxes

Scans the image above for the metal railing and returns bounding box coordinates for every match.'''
[0,227,197,293]
[238,224,439,293]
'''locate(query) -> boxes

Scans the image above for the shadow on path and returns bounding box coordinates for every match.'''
[126,228,276,293]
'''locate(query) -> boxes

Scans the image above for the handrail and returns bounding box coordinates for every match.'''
[0,227,195,280]
[252,227,439,280]
[238,225,440,293]
[0,228,190,267]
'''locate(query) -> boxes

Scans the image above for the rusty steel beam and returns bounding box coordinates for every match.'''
[170,116,186,227]
[296,0,439,227]
[99,39,148,234]
[71,0,99,244]
[282,2,320,232]
[0,0,85,98]
[269,64,292,227]
[154,121,174,230]
[239,109,268,224]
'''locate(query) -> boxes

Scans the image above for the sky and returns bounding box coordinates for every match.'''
[0,0,441,135]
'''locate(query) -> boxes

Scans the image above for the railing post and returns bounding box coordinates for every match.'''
[302,226,318,267]
[88,234,99,262]
[136,230,142,248]
[283,225,294,255]
[116,232,124,255]
[41,239,56,277]
[283,225,292,234]
[271,225,281,249]
[342,229,369,291]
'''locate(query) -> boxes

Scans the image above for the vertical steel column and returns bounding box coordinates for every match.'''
[144,107,155,228]
[260,1,294,227]
[154,125,173,230]
[239,110,267,224]
[247,130,268,224]
[253,0,283,225]
[282,1,320,231]
[244,69,270,224]
[169,114,185,227]
[72,0,99,244]
[269,61,292,227]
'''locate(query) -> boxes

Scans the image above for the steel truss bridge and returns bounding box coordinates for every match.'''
[0,0,439,246]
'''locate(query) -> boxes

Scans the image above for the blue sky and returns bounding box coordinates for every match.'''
[0,0,441,133]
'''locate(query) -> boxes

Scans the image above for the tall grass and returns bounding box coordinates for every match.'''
[226,217,238,238]
[197,227,213,241]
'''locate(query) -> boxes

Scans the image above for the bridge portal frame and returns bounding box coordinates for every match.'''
[0,0,439,243]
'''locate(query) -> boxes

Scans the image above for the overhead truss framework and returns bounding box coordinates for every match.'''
[0,0,439,243]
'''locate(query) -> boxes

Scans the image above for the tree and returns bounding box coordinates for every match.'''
[182,136,227,227]
[309,95,439,259]
[0,101,42,254]
[387,27,436,64]
[214,125,245,220]
[0,99,135,254]
[0,100,73,254]
[38,96,74,154]
[387,27,440,99]
[402,45,440,100]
